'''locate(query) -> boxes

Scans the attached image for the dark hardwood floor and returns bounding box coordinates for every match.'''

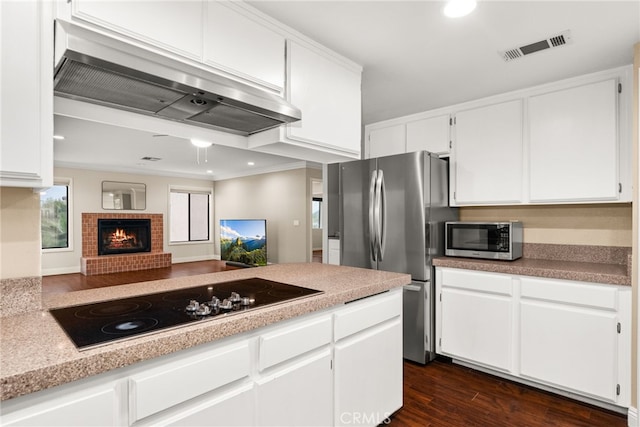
[42,261,627,426]
[392,359,626,427]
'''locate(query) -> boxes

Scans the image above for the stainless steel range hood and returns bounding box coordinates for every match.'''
[53,22,301,136]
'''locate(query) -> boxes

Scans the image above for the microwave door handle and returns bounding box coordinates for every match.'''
[368,169,377,261]
[376,169,386,260]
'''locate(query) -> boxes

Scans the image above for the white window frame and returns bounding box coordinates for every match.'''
[168,185,213,246]
[41,177,74,253]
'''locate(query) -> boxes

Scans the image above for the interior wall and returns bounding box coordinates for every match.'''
[0,187,41,279]
[41,167,216,275]
[460,203,632,247]
[214,167,317,263]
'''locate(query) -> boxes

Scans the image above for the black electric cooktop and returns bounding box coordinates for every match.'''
[50,277,322,351]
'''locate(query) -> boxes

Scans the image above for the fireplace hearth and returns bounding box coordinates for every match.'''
[98,219,151,255]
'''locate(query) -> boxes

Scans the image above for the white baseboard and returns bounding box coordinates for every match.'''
[42,266,81,276]
[171,255,220,264]
[628,406,638,427]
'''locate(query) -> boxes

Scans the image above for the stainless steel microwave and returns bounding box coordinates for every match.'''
[445,221,523,261]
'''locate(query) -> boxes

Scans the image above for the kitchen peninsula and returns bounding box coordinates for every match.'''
[1,263,409,426]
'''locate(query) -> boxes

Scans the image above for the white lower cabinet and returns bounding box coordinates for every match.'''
[328,239,340,265]
[256,350,333,426]
[129,341,251,423]
[435,267,631,409]
[0,380,121,426]
[438,269,513,372]
[519,277,623,403]
[334,290,403,427]
[0,289,404,426]
[159,384,255,427]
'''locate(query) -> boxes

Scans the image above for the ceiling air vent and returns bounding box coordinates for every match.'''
[140,156,161,161]
[499,30,572,62]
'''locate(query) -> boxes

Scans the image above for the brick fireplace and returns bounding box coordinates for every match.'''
[81,213,171,275]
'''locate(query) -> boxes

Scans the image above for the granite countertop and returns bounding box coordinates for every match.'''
[0,263,410,401]
[433,244,631,286]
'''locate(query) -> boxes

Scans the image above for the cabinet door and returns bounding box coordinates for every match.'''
[406,115,450,155]
[0,0,53,188]
[160,384,254,427]
[287,41,361,155]
[367,125,405,158]
[528,79,618,202]
[328,239,341,265]
[204,1,285,91]
[520,301,618,401]
[334,319,402,427]
[519,277,620,402]
[256,350,332,426]
[71,0,203,59]
[453,100,523,205]
[440,287,513,371]
[1,382,120,426]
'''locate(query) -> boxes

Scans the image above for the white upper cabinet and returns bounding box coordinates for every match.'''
[368,124,406,158]
[248,40,362,162]
[0,0,53,188]
[406,115,450,155]
[70,0,204,60]
[528,79,619,203]
[364,114,451,159]
[204,1,285,91]
[452,100,524,205]
[287,40,362,155]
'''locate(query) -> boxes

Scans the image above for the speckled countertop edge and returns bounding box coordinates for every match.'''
[0,263,410,401]
[433,254,631,286]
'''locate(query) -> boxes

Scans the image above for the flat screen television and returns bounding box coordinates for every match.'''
[220,219,267,267]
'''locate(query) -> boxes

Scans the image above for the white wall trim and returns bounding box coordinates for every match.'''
[627,406,638,426]
[171,255,220,264]
[42,266,81,276]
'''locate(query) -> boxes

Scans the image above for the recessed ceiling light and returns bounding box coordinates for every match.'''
[443,0,477,18]
[206,170,213,174]
[190,138,213,148]
[53,135,65,140]
[247,161,255,166]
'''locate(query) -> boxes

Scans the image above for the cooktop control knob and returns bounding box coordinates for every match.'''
[208,296,220,308]
[240,297,254,306]
[186,300,199,312]
[229,292,241,303]
[195,304,211,316]
[219,299,233,310]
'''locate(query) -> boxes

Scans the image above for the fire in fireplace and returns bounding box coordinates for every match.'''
[98,219,151,255]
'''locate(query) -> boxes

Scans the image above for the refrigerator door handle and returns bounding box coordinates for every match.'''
[377,169,387,260]
[368,169,378,261]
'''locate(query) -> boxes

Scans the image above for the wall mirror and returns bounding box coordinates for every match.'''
[102,181,146,210]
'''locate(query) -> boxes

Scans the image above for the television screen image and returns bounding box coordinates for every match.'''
[220,219,267,266]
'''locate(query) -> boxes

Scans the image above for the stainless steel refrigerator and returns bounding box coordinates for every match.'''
[338,151,458,364]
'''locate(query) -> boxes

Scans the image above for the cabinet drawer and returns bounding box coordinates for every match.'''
[259,315,332,371]
[441,268,512,296]
[520,277,617,310]
[334,290,401,341]
[129,341,250,422]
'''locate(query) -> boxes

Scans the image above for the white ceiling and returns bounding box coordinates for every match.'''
[55,0,640,179]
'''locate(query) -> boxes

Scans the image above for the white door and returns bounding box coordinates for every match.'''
[367,124,406,158]
[256,351,333,426]
[528,79,618,202]
[519,300,619,402]
[453,100,523,205]
[406,115,450,155]
[334,319,403,427]
[440,287,513,371]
